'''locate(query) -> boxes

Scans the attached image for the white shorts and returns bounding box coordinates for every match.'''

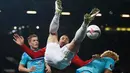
[45,43,74,70]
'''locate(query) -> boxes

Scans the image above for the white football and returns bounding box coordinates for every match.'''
[86,25,101,39]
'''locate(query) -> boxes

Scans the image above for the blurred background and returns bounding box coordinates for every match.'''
[0,0,130,73]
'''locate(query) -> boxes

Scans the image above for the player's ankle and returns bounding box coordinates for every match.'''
[55,10,62,15]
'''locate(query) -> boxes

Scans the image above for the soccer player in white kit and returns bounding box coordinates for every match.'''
[45,0,100,70]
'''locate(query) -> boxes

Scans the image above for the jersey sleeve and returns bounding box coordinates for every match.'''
[105,58,115,71]
[20,44,46,59]
[19,52,28,65]
[71,54,92,67]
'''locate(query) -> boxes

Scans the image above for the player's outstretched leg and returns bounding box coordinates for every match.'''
[49,0,63,36]
[68,8,100,52]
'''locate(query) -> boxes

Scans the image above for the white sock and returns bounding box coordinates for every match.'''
[49,13,60,34]
[73,22,87,43]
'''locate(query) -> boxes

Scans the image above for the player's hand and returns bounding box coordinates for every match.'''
[13,34,24,46]
[29,66,35,72]
[92,54,100,59]
[45,64,51,73]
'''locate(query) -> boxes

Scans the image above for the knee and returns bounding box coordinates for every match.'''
[66,42,80,52]
[47,34,58,43]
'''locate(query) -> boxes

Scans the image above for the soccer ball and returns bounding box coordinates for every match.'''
[86,25,101,39]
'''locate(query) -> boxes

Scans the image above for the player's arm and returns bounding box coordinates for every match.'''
[104,69,112,73]
[21,44,46,58]
[71,54,92,67]
[18,64,35,72]
[18,64,29,72]
[72,54,100,67]
[13,34,45,59]
[19,53,35,72]
[45,62,51,73]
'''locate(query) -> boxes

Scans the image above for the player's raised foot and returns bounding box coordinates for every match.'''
[89,8,100,18]
[84,13,93,25]
[55,0,62,14]
[84,8,100,24]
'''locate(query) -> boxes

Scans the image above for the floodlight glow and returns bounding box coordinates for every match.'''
[61,12,71,15]
[121,14,130,18]
[27,11,37,14]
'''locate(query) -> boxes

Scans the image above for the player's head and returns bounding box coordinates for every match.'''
[100,50,119,62]
[59,35,69,47]
[28,34,39,49]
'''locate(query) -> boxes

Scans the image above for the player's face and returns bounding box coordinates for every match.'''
[29,37,39,49]
[59,35,69,47]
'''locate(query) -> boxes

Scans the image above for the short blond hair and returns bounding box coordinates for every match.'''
[28,34,38,42]
[100,50,119,62]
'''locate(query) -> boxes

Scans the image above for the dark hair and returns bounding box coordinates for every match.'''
[61,35,69,41]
